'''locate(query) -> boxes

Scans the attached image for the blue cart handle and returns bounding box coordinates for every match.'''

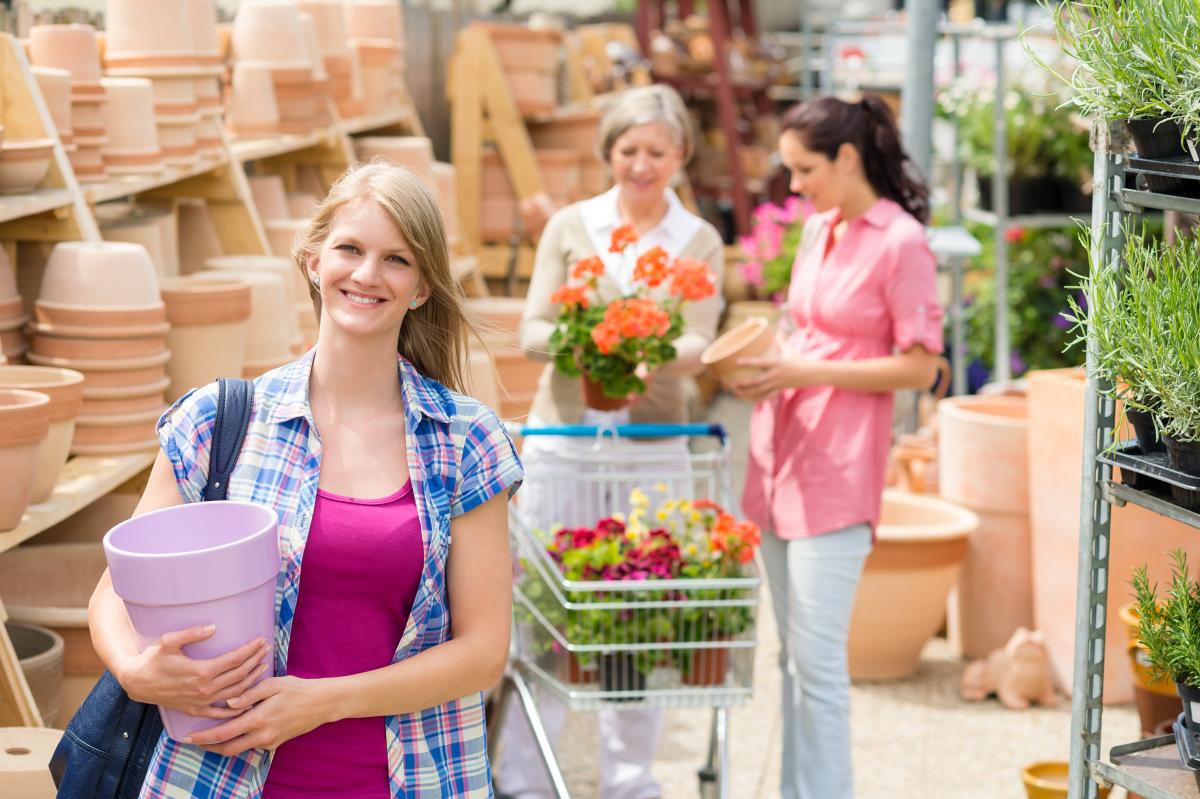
[515,423,727,444]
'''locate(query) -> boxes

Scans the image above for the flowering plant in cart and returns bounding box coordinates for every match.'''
[548,223,717,400]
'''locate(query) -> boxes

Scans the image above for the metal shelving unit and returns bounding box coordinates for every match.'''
[1068,122,1200,799]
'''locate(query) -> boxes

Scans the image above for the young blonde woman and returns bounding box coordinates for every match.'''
[734,95,944,799]
[497,84,724,799]
[87,162,523,798]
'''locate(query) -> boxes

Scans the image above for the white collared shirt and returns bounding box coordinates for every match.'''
[578,185,703,295]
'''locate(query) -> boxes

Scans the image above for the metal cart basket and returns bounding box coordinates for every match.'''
[488,423,762,799]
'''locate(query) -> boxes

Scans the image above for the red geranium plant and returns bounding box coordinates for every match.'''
[547,224,716,405]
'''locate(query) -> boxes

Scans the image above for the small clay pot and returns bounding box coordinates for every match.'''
[204,254,308,305]
[701,316,775,388]
[147,75,198,121]
[100,214,170,277]
[99,78,162,173]
[177,200,225,275]
[0,388,51,529]
[103,0,195,68]
[160,276,251,402]
[0,366,83,503]
[38,242,161,309]
[0,139,55,194]
[29,24,103,86]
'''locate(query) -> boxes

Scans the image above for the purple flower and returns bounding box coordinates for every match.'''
[1053,311,1072,330]
[1010,351,1026,376]
[1074,290,1088,313]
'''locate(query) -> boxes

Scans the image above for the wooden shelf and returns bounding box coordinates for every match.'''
[0,188,73,224]
[342,109,413,135]
[230,127,340,162]
[0,451,155,554]
[84,154,230,204]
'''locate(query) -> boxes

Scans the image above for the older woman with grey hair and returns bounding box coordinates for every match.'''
[496,84,725,799]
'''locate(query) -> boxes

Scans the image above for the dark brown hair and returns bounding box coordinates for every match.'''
[781,94,930,224]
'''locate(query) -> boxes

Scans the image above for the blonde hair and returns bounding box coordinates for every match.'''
[294,160,471,392]
[596,84,694,164]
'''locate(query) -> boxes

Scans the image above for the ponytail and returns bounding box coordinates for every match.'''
[781,94,930,224]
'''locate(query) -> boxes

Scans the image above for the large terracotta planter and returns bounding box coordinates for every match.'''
[38,241,161,308]
[939,395,1033,659]
[104,0,194,69]
[202,270,298,375]
[7,621,64,727]
[848,490,978,681]
[160,276,251,402]
[354,136,433,183]
[0,542,110,721]
[248,175,290,223]
[29,25,103,89]
[0,366,83,503]
[0,727,62,797]
[33,301,166,337]
[1025,368,1200,704]
[0,389,51,530]
[32,332,166,362]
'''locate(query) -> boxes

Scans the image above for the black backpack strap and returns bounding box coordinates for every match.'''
[203,378,254,501]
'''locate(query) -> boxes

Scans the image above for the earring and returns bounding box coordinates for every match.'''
[311,273,320,287]
[409,300,418,309]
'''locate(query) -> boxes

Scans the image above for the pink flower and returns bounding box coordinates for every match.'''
[738,260,764,287]
[783,196,808,223]
[752,203,782,226]
[738,235,759,259]
[756,220,783,261]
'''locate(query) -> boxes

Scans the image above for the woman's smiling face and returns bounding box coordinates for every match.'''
[308,198,428,341]
[609,122,684,204]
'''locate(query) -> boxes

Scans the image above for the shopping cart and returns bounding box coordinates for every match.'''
[488,423,762,799]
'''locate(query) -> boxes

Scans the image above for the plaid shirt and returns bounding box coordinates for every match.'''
[142,350,522,798]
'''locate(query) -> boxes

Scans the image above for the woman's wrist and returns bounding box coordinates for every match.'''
[309,677,347,725]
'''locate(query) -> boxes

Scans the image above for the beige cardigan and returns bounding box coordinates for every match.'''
[519,202,726,425]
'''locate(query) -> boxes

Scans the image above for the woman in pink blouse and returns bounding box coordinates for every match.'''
[732,95,944,798]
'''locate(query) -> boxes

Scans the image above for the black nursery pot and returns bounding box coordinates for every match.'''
[1179,681,1200,732]
[1126,117,1188,160]
[599,653,646,701]
[1127,408,1165,455]
[977,175,1062,215]
[1163,435,1200,511]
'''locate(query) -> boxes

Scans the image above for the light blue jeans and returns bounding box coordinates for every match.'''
[760,523,872,799]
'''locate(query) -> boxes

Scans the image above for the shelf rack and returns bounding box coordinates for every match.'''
[1068,123,1200,799]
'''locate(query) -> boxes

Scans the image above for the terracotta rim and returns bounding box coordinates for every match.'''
[69,436,159,455]
[0,296,24,315]
[162,288,252,326]
[702,316,769,366]
[36,301,166,325]
[155,100,200,116]
[82,375,170,400]
[269,67,315,87]
[0,366,85,422]
[0,314,29,333]
[75,406,164,428]
[104,52,201,69]
[103,64,223,79]
[2,139,55,160]
[229,124,283,139]
[876,490,979,542]
[100,148,163,163]
[0,388,51,445]
[1020,761,1071,791]
[27,320,170,340]
[27,349,172,371]
[160,143,199,158]
[32,334,167,361]
[939,395,1028,428]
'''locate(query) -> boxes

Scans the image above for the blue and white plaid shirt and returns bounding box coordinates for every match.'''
[142,350,522,798]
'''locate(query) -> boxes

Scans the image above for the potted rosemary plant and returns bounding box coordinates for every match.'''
[1132,550,1200,731]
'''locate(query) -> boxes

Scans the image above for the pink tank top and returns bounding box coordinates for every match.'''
[262,483,423,799]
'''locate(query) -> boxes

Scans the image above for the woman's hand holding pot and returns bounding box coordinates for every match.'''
[185,675,332,755]
[117,624,271,720]
[730,350,821,403]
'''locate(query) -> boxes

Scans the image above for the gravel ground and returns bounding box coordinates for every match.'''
[504,394,1140,798]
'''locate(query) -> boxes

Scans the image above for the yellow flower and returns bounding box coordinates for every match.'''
[626,530,638,541]
[662,500,677,513]
[630,487,649,507]
[654,482,669,493]
[678,500,692,513]
[690,511,702,524]
[686,543,698,557]
[656,510,669,522]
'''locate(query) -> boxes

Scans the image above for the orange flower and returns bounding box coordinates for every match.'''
[571,255,605,281]
[634,246,671,287]
[737,547,755,564]
[669,257,716,302]
[591,320,621,354]
[603,298,670,339]
[550,284,589,309]
[610,224,638,253]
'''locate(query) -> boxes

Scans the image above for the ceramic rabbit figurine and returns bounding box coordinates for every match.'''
[960,627,1060,709]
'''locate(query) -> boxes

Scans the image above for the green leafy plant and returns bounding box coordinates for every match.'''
[1132,550,1200,688]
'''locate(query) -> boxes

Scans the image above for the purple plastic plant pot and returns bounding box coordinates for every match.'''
[103,500,279,740]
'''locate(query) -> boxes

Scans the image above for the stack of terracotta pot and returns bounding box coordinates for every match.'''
[298,0,363,119]
[466,297,540,422]
[0,389,50,531]
[97,77,162,174]
[97,203,181,278]
[102,0,226,165]
[26,242,168,455]
[159,275,251,402]
[203,256,307,374]
[32,67,75,153]
[28,24,105,182]
[480,146,581,243]
[345,0,407,116]
[0,249,27,363]
[229,0,324,136]
[354,136,433,182]
[477,23,562,118]
[0,366,84,505]
[529,108,610,197]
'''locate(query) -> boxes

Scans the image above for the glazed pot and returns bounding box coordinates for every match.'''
[298,0,351,56]
[0,366,83,503]
[104,0,195,68]
[848,490,978,681]
[938,395,1032,659]
[265,219,308,261]
[226,61,280,138]
[160,276,251,402]
[32,66,74,142]
[0,727,62,796]
[201,269,298,373]
[7,621,65,727]
[104,500,279,738]
[701,316,775,389]
[0,542,109,721]
[29,25,103,88]
[1020,761,1110,798]
[354,136,433,182]
[248,175,290,223]
[0,389,51,530]
[231,0,311,69]
[0,139,55,194]
[39,241,161,309]
[344,0,404,42]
